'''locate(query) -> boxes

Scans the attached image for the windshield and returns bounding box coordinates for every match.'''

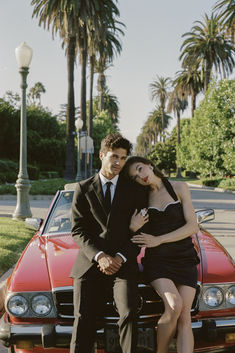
[44,191,74,234]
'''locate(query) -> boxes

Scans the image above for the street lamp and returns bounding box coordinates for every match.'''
[75,117,83,181]
[13,42,33,220]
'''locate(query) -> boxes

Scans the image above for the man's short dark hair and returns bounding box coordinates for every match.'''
[100,133,133,155]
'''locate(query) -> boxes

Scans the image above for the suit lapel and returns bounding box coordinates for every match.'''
[88,174,127,225]
[87,174,108,224]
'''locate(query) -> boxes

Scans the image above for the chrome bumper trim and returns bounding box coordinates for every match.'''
[215,318,235,327]
[9,317,235,335]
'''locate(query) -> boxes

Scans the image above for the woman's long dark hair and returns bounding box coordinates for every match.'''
[122,155,166,180]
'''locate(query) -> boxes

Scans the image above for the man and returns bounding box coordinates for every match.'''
[70,133,147,353]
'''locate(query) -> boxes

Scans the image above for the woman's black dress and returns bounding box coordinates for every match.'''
[143,178,199,289]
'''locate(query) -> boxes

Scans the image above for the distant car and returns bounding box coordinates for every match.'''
[1,184,235,353]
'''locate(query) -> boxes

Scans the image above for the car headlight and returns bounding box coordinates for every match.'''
[203,287,224,307]
[226,286,235,305]
[31,294,52,316]
[7,295,28,316]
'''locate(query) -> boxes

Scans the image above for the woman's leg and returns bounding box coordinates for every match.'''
[151,278,182,353]
[176,285,196,353]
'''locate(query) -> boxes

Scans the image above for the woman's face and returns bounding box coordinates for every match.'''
[128,162,154,186]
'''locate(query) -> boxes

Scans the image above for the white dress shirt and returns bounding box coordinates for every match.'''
[94,172,127,263]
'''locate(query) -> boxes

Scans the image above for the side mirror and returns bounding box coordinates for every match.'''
[196,209,215,224]
[25,217,43,231]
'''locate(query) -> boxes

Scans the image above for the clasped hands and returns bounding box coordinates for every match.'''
[97,253,123,275]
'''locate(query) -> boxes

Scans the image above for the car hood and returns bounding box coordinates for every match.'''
[45,234,78,289]
[197,228,235,284]
[8,234,78,292]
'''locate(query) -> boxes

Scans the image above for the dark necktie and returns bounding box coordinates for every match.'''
[104,182,112,214]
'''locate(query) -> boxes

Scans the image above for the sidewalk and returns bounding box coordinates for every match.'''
[187,182,235,195]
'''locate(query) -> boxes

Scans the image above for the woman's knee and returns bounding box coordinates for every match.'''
[177,310,192,330]
[165,296,183,320]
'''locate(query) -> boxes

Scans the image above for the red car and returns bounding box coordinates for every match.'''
[1,185,235,353]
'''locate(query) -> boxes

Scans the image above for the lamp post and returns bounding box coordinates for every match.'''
[75,117,83,181]
[13,42,33,220]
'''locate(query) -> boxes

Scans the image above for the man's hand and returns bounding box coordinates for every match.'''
[97,253,122,275]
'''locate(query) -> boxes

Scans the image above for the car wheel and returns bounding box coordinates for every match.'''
[8,346,15,353]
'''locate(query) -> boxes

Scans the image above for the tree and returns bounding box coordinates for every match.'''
[149,76,171,141]
[28,82,46,105]
[92,88,120,127]
[3,91,20,109]
[180,13,235,92]
[135,107,172,155]
[167,88,188,177]
[31,0,80,179]
[95,22,124,112]
[0,97,66,174]
[147,135,177,177]
[173,66,203,117]
[178,79,235,177]
[92,110,118,170]
[214,0,235,41]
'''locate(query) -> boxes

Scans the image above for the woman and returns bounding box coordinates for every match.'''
[123,156,199,353]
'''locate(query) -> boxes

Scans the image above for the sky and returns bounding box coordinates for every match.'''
[0,0,218,144]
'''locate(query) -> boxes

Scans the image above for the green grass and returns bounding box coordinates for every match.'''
[0,218,35,277]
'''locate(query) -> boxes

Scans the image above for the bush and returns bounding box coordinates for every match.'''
[202,178,222,187]
[39,171,60,179]
[30,178,69,195]
[218,178,235,190]
[0,159,40,182]
[0,184,16,195]
[28,165,40,180]
[0,160,18,183]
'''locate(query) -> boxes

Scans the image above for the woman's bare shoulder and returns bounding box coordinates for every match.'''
[169,180,189,195]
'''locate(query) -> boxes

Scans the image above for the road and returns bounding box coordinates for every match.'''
[0,186,234,353]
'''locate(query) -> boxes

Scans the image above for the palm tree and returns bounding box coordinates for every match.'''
[167,88,188,177]
[173,66,203,117]
[180,13,235,92]
[86,11,124,141]
[149,76,171,141]
[103,88,120,127]
[95,22,124,112]
[31,0,82,179]
[31,0,121,179]
[28,82,46,105]
[214,0,235,41]
[135,108,172,156]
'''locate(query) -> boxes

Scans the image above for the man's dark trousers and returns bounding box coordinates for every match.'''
[70,266,138,353]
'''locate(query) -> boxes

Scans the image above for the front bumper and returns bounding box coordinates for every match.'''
[1,315,235,351]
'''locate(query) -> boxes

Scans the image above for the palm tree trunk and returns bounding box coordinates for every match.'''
[64,36,76,180]
[176,110,182,178]
[204,64,211,92]
[80,46,87,130]
[88,55,94,138]
[161,106,165,142]
[98,73,106,111]
[191,90,196,118]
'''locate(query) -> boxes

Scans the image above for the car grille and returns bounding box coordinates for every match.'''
[53,284,200,324]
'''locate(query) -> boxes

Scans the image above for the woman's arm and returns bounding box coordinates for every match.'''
[129,208,149,233]
[131,182,198,248]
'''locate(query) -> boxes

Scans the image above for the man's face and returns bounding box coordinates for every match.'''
[100,148,128,179]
